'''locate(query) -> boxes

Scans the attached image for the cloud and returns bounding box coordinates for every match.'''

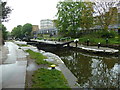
[3,0,60,31]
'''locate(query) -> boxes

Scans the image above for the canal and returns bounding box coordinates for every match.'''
[44,47,120,88]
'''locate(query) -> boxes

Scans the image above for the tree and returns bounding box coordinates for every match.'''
[93,1,118,31]
[56,0,94,37]
[0,1,12,45]
[0,24,8,40]
[57,1,82,37]
[0,1,12,22]
[22,23,32,37]
[80,2,94,30]
[11,23,32,39]
[11,25,23,39]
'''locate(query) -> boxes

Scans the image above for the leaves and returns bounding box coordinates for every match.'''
[22,23,32,36]
[0,1,12,22]
[11,23,32,39]
[0,24,8,40]
[56,1,94,37]
[11,25,22,38]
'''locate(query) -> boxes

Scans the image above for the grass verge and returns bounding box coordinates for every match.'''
[79,36,120,45]
[17,44,28,47]
[26,49,70,88]
[26,49,52,65]
[32,68,70,88]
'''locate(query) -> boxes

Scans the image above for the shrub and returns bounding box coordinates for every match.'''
[96,30,117,38]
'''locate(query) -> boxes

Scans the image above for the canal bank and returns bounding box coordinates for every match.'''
[27,40,119,88]
[15,41,79,88]
[16,40,120,88]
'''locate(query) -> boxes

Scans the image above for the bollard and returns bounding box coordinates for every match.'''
[98,42,101,48]
[87,39,90,46]
[50,65,56,69]
[75,41,78,47]
[74,39,79,47]
[106,38,108,46]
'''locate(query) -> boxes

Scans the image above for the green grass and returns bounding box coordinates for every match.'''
[32,68,70,88]
[26,49,52,65]
[78,34,120,45]
[26,50,70,88]
[17,44,28,47]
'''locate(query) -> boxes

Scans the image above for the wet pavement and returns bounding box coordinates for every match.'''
[0,42,27,88]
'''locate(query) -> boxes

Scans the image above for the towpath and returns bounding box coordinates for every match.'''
[0,42,27,88]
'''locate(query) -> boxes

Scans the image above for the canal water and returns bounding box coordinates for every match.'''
[45,47,120,88]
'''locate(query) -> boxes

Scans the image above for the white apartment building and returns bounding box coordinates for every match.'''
[40,19,54,29]
[38,19,58,35]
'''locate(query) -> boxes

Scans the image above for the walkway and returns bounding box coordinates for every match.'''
[0,42,27,88]
[70,43,119,54]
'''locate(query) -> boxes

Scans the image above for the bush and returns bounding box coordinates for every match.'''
[96,30,117,38]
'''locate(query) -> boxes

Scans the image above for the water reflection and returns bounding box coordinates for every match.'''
[51,48,119,88]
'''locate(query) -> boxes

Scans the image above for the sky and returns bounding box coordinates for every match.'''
[2,0,63,32]
[2,0,119,32]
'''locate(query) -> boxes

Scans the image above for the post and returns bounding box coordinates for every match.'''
[74,39,79,48]
[98,42,101,48]
[51,65,56,69]
[106,38,108,46]
[67,43,70,47]
[75,41,78,47]
[87,39,90,46]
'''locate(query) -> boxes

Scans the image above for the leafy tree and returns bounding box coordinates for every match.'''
[22,23,32,37]
[11,25,22,39]
[57,1,81,37]
[0,1,12,22]
[11,23,32,39]
[0,24,8,40]
[56,0,94,37]
[80,2,94,30]
[0,1,12,45]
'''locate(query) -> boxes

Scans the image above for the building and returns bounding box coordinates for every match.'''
[32,25,39,37]
[40,19,53,29]
[32,25,39,32]
[38,19,58,35]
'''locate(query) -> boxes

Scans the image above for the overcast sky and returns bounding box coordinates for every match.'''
[2,0,119,32]
[2,0,63,31]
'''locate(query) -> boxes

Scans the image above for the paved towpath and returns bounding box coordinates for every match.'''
[0,42,27,88]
